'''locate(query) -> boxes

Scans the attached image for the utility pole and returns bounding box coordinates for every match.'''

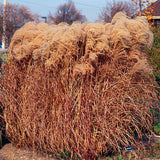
[2,0,7,49]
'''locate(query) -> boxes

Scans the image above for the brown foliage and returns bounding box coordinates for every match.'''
[132,0,154,18]
[54,1,83,25]
[0,3,40,45]
[99,0,136,23]
[0,12,159,159]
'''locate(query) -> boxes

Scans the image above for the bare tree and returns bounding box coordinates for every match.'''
[54,1,83,25]
[99,0,136,23]
[0,3,40,46]
[47,12,55,24]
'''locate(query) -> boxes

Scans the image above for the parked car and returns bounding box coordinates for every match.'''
[0,43,8,50]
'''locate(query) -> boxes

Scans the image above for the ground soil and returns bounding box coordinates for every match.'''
[0,143,57,160]
[0,142,160,160]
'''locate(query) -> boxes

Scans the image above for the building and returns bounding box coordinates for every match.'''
[152,0,160,27]
[144,0,160,27]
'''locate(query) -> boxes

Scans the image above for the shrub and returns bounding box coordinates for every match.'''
[147,27,160,86]
[0,12,159,159]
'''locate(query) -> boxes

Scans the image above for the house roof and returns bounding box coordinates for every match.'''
[152,0,160,16]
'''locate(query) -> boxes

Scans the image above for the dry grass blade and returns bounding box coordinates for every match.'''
[0,12,159,159]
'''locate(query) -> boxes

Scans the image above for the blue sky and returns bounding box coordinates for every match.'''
[0,0,111,22]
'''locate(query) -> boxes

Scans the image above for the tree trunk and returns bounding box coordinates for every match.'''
[139,0,142,16]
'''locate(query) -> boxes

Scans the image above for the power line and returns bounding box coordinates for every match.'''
[8,0,103,9]
[8,0,57,9]
[74,1,102,9]
[5,0,105,20]
[74,0,106,9]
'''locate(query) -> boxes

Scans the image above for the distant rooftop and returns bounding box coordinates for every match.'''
[152,0,160,16]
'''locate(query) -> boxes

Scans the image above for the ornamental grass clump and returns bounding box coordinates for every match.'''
[0,12,159,159]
